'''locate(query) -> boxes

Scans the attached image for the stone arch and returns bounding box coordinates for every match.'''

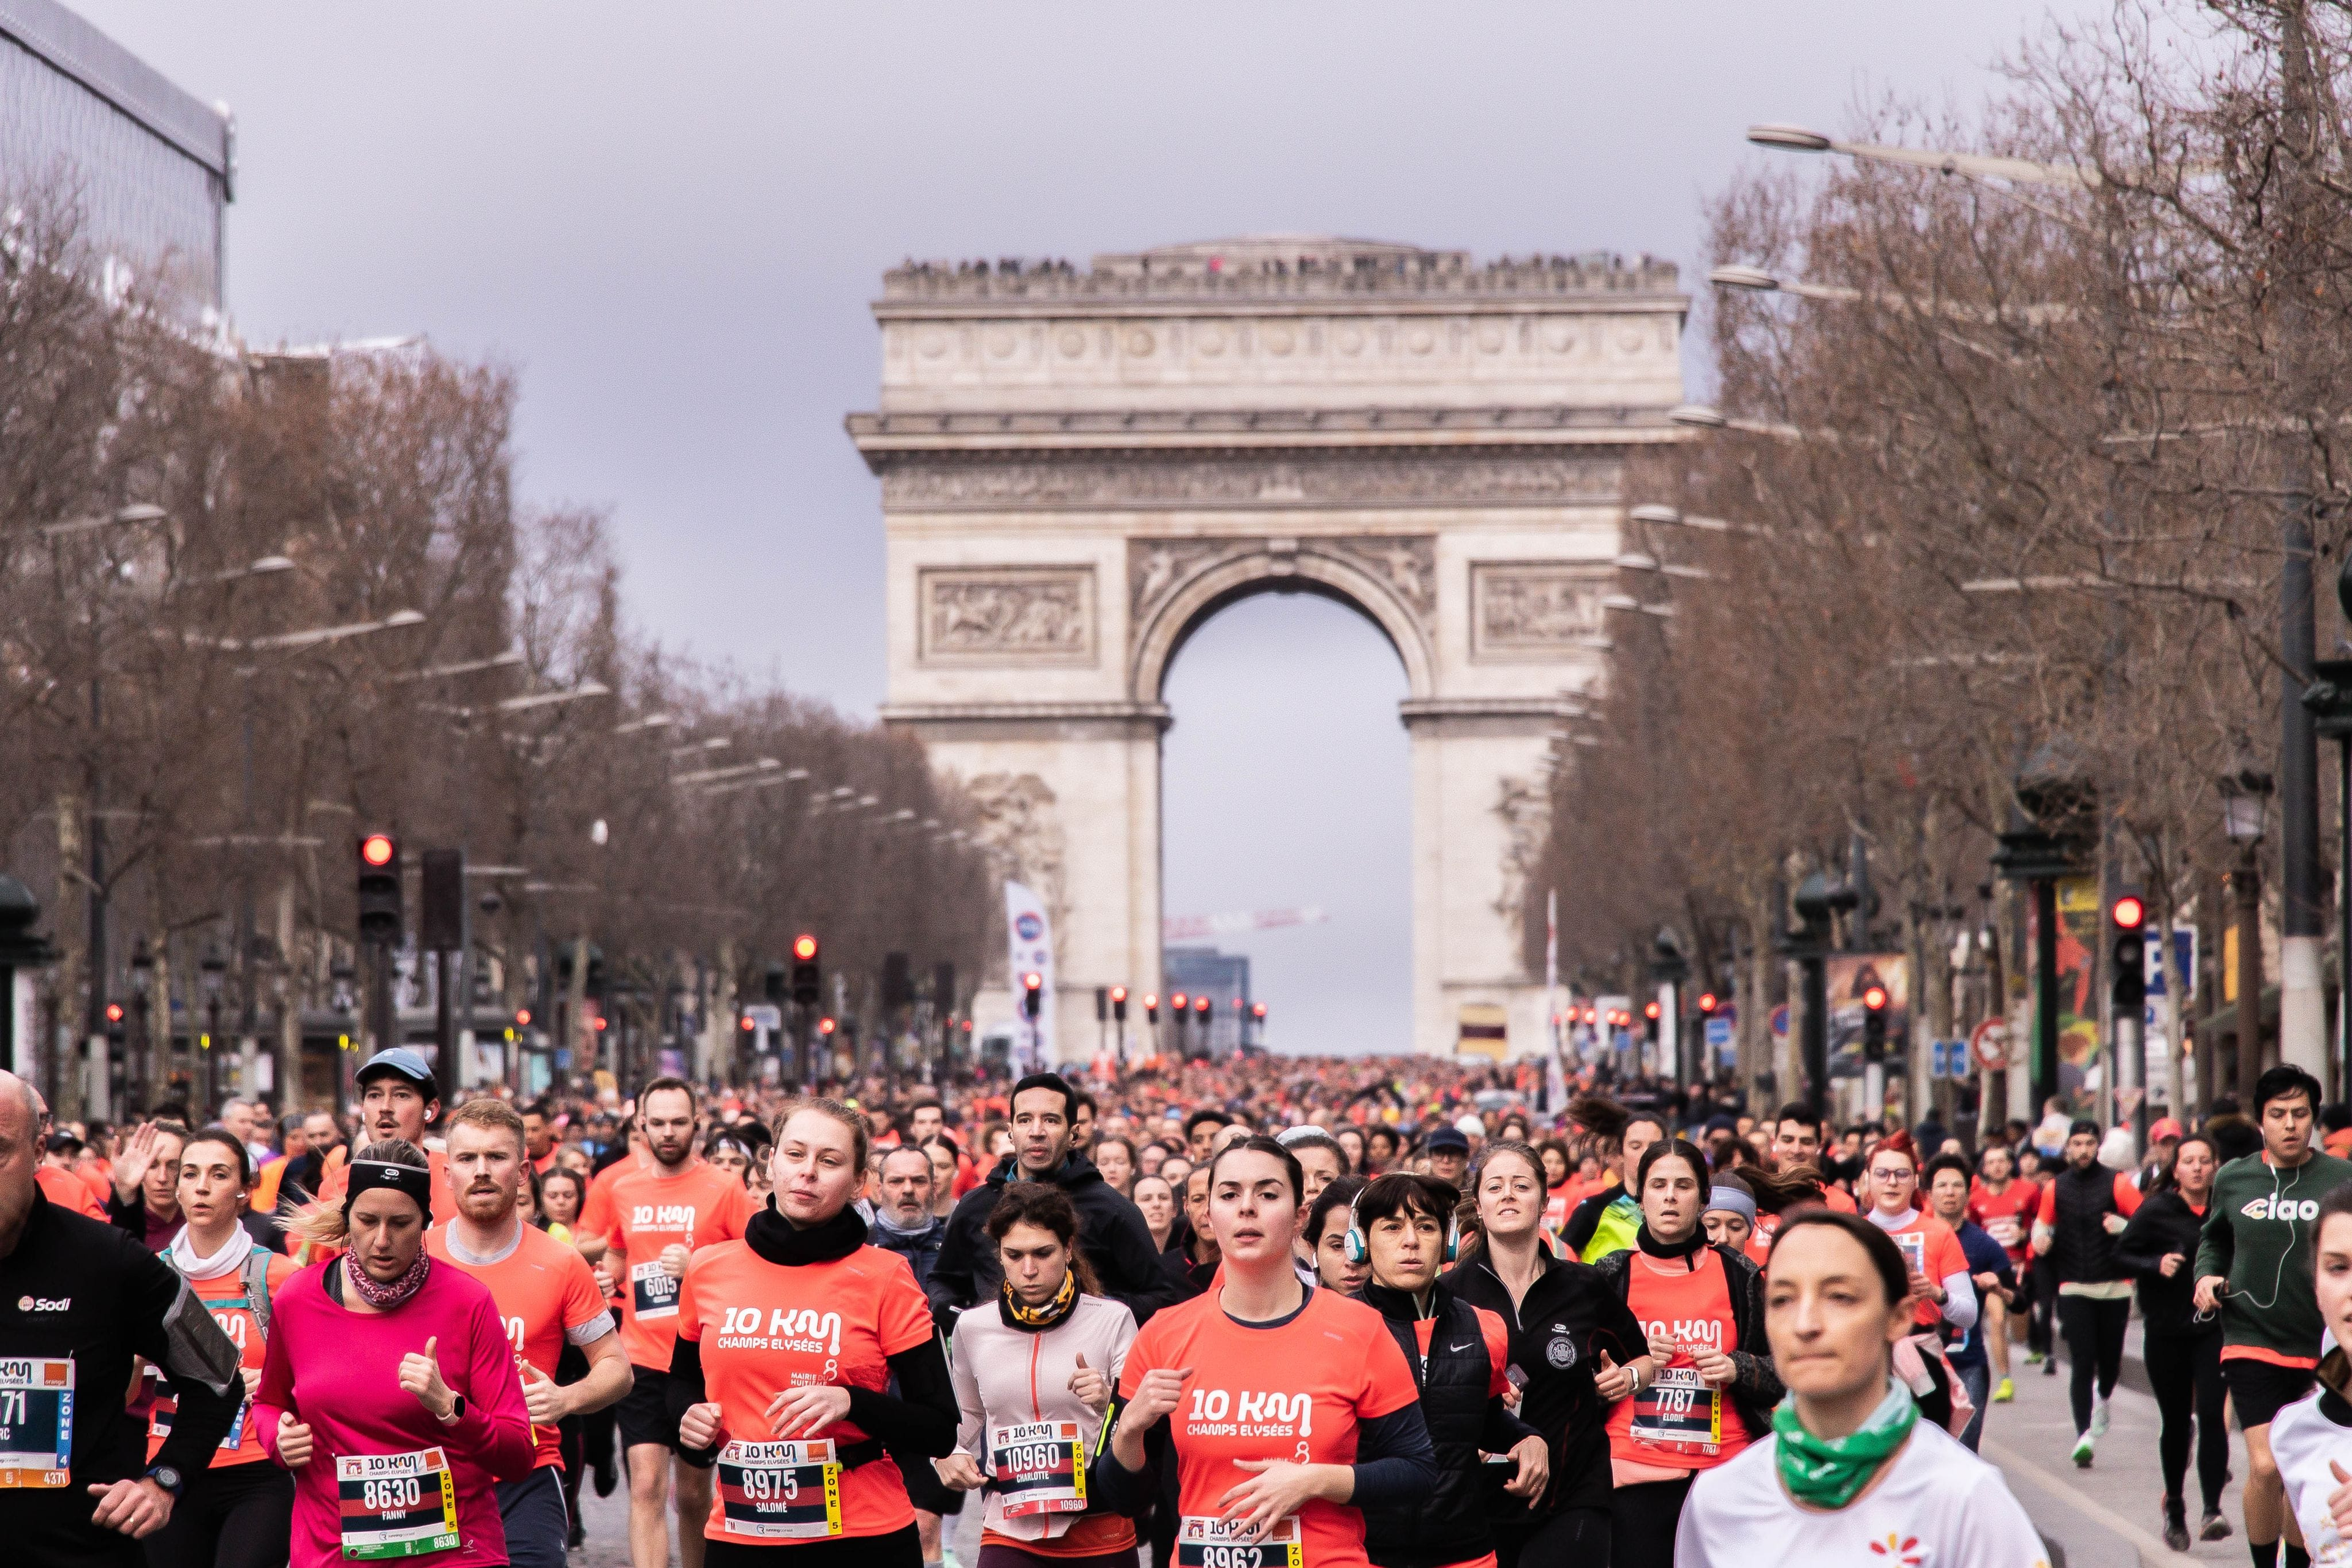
[1129,541,1438,708]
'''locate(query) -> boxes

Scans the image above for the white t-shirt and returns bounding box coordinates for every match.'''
[2269,1389,2352,1565]
[1676,1416,2048,1568]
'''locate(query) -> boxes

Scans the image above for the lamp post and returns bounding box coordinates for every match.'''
[2298,549,2352,1098]
[1778,874,1837,1120]
[0,878,58,1084]
[1651,928,1691,1087]
[127,936,152,1115]
[1992,741,2095,1118]
[2220,766,2274,1106]
[198,943,227,1117]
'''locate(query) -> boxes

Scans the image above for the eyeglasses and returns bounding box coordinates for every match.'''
[1867,1166,1914,1181]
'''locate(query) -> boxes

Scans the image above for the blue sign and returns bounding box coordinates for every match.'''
[1705,1017,1733,1068]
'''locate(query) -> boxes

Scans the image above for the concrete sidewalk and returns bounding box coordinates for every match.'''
[1983,1341,2246,1568]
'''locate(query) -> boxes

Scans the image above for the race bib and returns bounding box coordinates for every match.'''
[336,1447,459,1559]
[988,1419,1085,1517]
[716,1438,843,1539]
[1984,1215,2021,1248]
[1893,1232,1928,1278]
[1175,1515,1302,1567]
[0,1356,72,1488]
[150,1393,247,1451]
[1628,1363,1724,1451]
[630,1261,680,1322]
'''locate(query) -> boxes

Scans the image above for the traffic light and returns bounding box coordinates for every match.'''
[1697,992,1719,1017]
[514,1008,532,1028]
[1110,986,1128,1023]
[357,832,401,944]
[1193,995,1210,1020]
[818,1016,837,1037]
[791,934,820,1006]
[1170,990,1188,1016]
[1643,999,1661,1044]
[1021,972,1043,1020]
[1251,1001,1267,1022]
[1861,983,1890,1062]
[2111,891,2147,1009]
[1143,993,1159,1023]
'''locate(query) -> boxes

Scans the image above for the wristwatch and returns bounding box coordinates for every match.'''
[145,1464,184,1499]
[438,1393,468,1425]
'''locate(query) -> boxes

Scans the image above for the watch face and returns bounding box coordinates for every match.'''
[152,1467,181,1491]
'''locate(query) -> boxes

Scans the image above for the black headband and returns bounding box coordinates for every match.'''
[344,1159,434,1218]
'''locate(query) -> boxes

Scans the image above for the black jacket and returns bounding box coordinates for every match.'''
[1592,1235,1784,1444]
[2048,1162,2133,1285]
[867,1213,946,1291]
[1442,1247,1648,1519]
[1360,1280,1542,1568]
[0,1188,244,1568]
[926,1152,1178,1335]
[2114,1188,2215,1338]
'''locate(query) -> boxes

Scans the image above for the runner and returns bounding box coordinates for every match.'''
[1446,1137,1651,1568]
[1766,1107,1856,1213]
[2022,1117,2141,1466]
[1096,1134,1438,1568]
[671,1098,958,1566]
[38,1128,106,1217]
[2116,1131,2228,1548]
[1352,1172,1548,1568]
[312,1050,461,1232]
[1594,1138,1780,1568]
[2196,1065,2352,1568]
[929,1074,1174,1336]
[1131,1174,1177,1256]
[427,1099,633,1568]
[1699,1177,1754,1257]
[937,1181,1139,1568]
[590,1077,756,1568]
[1561,1102,1664,1264]
[1921,1153,2015,1453]
[261,1139,534,1568]
[143,1124,299,1568]
[0,1071,244,1568]
[867,1145,962,1568]
[1856,1134,1976,1338]
[109,1120,190,1252]
[1673,1210,2045,1568]
[2260,1182,2352,1568]
[1967,1142,2037,1402]
[1304,1177,1370,1295]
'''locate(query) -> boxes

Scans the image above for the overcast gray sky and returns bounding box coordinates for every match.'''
[77,1,2097,1055]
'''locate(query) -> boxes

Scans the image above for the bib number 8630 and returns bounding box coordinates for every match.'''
[361,1476,423,1512]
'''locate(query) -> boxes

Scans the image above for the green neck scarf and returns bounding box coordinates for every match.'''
[1771,1382,1917,1510]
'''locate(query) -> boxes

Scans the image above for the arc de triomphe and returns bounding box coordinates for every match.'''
[849,237,1686,1061]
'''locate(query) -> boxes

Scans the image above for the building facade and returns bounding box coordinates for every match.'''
[851,236,1686,1062]
[1,0,232,314]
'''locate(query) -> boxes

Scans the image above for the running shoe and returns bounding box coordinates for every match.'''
[2163,1498,2190,1553]
[2071,1433,2095,1467]
[1992,1377,2015,1403]
[2024,1349,2047,1364]
[2091,1394,2110,1437]
[2201,1510,2233,1542]
[2043,1355,2060,1376]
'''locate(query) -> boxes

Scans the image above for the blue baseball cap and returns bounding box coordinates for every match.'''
[1427,1126,1471,1155]
[355,1046,437,1094]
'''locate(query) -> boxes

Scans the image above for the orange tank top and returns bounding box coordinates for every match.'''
[1604,1246,1752,1470]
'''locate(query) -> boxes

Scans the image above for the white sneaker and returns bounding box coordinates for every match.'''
[2090,1394,2109,1438]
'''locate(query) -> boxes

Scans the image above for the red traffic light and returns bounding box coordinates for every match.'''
[514,1008,532,1027]
[592,1016,608,1031]
[1170,991,1188,1010]
[1643,1000,1661,1020]
[818,1016,837,1036]
[360,832,396,867]
[1142,992,1158,1009]
[105,1002,124,1023]
[1252,1002,1267,1019]
[1021,971,1042,992]
[738,1015,755,1032]
[2112,895,2146,932]
[960,1019,972,1032]
[1110,986,1127,1003]
[1193,996,1210,1014]
[1697,992,1719,1014]
[792,933,818,962]
[1862,984,1889,1012]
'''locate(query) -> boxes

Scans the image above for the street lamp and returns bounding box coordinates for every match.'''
[1992,740,2096,1118]
[1778,875,1837,1119]
[2220,761,2274,1107]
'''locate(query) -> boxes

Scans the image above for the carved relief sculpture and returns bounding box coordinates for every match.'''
[965,771,1069,941]
[1493,774,1551,935]
[919,567,1096,665]
[879,451,1621,511]
[1471,564,1610,660]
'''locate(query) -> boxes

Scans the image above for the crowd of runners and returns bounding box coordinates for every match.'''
[9,1045,2352,1568]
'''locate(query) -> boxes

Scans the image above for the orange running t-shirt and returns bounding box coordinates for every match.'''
[1872,1213,1971,1328]
[676,1240,935,1544]
[1604,1245,1752,1469]
[1969,1178,2040,1265]
[1115,1286,1420,1568]
[427,1222,614,1470]
[606,1164,755,1371]
[316,1147,461,1227]
[148,1253,298,1468]
[37,1165,104,1218]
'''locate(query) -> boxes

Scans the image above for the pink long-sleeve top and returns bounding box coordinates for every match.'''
[254,1258,535,1568]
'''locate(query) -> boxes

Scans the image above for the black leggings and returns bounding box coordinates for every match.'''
[141,1460,293,1568]
[2056,1293,2131,1434]
[703,1523,922,1566]
[2144,1330,2228,1512]
[1611,1476,1695,1568]
[2027,1259,2057,1355]
[1497,1504,1611,1568]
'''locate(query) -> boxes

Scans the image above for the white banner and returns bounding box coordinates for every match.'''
[1005,881,1055,1069]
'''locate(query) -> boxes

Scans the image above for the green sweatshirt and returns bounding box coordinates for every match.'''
[2194,1148,2352,1360]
